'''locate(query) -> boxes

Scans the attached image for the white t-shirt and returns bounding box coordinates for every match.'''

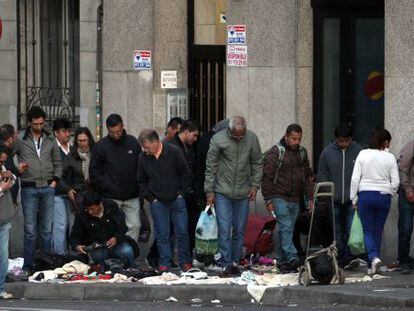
[350,149,400,204]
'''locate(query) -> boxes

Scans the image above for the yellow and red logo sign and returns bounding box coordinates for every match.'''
[364,70,384,101]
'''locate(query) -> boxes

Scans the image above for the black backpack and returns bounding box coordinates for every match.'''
[308,252,335,285]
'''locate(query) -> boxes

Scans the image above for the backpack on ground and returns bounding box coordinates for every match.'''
[244,214,277,255]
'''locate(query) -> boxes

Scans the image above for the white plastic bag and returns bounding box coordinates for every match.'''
[195,205,218,255]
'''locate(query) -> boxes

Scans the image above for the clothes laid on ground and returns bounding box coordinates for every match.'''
[29,270,58,283]
[7,258,24,272]
[60,260,90,275]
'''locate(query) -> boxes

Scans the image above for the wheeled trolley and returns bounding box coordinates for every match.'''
[298,182,345,286]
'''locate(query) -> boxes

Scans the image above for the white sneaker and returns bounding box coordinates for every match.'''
[367,268,373,275]
[0,291,13,299]
[372,257,384,274]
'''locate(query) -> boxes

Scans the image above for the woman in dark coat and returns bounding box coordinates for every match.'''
[60,127,95,209]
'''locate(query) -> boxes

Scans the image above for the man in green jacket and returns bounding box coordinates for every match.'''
[205,116,263,269]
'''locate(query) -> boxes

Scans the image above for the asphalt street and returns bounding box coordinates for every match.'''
[0,300,411,311]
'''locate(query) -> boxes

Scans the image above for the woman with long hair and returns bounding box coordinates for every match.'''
[350,127,399,274]
[60,127,95,209]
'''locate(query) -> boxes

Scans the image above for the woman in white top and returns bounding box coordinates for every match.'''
[350,128,399,274]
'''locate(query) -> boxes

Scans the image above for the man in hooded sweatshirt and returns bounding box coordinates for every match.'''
[317,123,362,269]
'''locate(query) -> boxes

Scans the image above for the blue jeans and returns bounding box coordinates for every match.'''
[21,186,55,269]
[398,191,414,263]
[357,191,391,262]
[334,203,355,265]
[150,197,190,267]
[215,193,249,267]
[53,196,71,255]
[274,198,300,264]
[89,241,136,268]
[0,222,11,293]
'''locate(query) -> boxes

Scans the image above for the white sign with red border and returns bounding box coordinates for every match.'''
[227,45,248,67]
[227,24,246,45]
[133,50,151,70]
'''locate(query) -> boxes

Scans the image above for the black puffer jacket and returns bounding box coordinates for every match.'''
[70,199,127,249]
[89,131,141,200]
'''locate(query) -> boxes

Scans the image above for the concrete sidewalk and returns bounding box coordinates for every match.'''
[5,271,414,308]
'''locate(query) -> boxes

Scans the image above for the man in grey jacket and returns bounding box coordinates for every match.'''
[205,116,263,270]
[317,123,362,269]
[0,145,16,299]
[397,139,414,270]
[15,107,63,272]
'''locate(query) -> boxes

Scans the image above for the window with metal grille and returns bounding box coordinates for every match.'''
[17,0,80,129]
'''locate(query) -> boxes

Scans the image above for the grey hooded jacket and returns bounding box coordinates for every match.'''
[317,141,362,204]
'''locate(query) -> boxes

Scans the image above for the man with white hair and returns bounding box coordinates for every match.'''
[204,116,263,272]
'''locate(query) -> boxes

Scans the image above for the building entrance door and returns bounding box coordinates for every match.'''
[188,0,226,132]
[313,1,384,165]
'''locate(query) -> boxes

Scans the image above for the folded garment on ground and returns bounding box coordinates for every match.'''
[139,272,180,285]
[61,260,90,275]
[29,270,58,283]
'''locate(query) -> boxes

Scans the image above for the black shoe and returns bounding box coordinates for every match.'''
[400,263,412,274]
[219,265,241,277]
[288,257,301,271]
[344,259,360,271]
[278,263,293,274]
[146,255,159,269]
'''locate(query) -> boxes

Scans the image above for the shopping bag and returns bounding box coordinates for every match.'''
[195,205,218,255]
[348,210,365,255]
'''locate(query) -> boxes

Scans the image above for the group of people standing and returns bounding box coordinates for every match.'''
[0,106,413,300]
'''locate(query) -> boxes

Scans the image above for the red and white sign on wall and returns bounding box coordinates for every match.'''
[227,24,246,45]
[133,50,152,70]
[227,45,248,67]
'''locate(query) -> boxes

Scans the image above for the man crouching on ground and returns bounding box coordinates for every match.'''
[70,190,137,268]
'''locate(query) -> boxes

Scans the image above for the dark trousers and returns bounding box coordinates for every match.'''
[333,202,355,265]
[186,197,201,255]
[398,191,414,263]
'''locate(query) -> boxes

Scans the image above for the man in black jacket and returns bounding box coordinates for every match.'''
[169,120,200,253]
[52,118,72,255]
[89,114,141,242]
[0,124,24,204]
[137,129,192,272]
[70,191,136,268]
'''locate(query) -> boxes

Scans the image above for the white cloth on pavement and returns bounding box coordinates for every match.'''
[246,273,299,302]
[29,270,58,283]
[139,272,180,285]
